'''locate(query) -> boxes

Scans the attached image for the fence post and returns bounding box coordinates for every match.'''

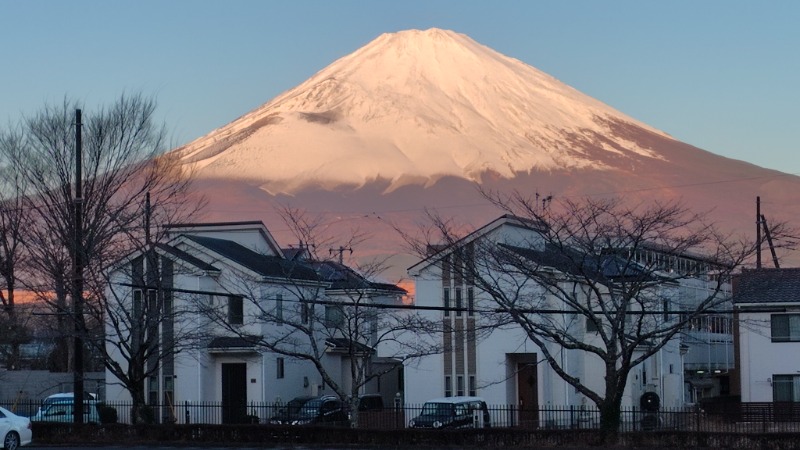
[570,405,574,429]
[185,400,190,424]
[695,405,700,432]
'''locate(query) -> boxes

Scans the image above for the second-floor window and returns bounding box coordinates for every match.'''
[325,305,345,328]
[586,317,601,333]
[228,295,243,325]
[771,314,800,342]
[277,357,285,379]
[443,288,451,317]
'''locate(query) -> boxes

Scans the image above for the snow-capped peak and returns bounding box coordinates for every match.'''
[176,28,674,194]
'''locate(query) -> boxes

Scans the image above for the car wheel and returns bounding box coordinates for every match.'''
[4,431,20,450]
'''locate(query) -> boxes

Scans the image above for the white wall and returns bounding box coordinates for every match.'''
[738,310,800,402]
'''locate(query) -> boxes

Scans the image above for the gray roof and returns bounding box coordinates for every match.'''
[156,243,219,272]
[734,268,800,304]
[184,235,320,282]
[501,243,652,283]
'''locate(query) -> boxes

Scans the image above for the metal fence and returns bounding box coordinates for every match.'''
[5,398,800,433]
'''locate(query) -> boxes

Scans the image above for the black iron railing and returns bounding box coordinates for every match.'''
[5,398,800,433]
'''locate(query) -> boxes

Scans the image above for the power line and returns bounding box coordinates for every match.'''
[116,282,773,316]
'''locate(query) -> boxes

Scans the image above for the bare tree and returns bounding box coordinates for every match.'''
[0,126,32,370]
[3,94,204,420]
[410,194,757,435]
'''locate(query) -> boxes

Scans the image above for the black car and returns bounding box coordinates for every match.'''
[270,395,350,426]
[409,396,490,429]
[289,395,349,426]
[268,396,316,425]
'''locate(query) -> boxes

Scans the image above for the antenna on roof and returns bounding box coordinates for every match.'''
[330,246,353,264]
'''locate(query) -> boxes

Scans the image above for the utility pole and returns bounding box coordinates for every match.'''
[73,109,85,423]
[756,196,762,269]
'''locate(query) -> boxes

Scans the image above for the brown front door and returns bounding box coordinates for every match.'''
[517,362,538,428]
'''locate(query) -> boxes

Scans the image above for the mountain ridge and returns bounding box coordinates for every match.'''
[176,28,677,194]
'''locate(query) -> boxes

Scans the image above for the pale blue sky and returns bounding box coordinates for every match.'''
[1,1,798,173]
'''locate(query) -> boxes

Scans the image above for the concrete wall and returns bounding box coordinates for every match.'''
[0,370,105,405]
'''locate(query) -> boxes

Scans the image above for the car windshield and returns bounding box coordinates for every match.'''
[285,398,308,415]
[420,402,453,416]
[298,399,323,415]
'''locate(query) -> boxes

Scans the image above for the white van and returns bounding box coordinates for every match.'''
[32,393,100,424]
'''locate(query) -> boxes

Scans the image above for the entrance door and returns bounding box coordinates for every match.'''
[221,363,247,424]
[517,363,538,428]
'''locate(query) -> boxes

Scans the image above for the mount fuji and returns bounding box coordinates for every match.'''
[175,28,800,279]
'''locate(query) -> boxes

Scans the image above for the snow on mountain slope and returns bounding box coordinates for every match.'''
[176,28,673,194]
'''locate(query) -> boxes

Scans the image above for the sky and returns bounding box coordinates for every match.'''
[1,1,798,174]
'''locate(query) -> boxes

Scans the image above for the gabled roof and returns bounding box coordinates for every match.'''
[407,214,546,276]
[184,235,320,282]
[734,268,800,305]
[155,243,219,272]
[166,220,283,257]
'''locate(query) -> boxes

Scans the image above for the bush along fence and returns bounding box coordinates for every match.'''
[6,399,800,434]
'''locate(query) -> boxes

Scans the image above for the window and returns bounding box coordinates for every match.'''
[663,299,670,322]
[468,375,476,397]
[456,375,465,396]
[586,318,601,333]
[773,375,800,401]
[276,294,284,325]
[455,288,463,317]
[443,288,451,317]
[277,357,285,379]
[444,376,452,397]
[148,376,159,405]
[467,288,474,317]
[325,305,345,328]
[771,314,800,342]
[301,301,312,324]
[228,295,243,325]
[163,376,175,422]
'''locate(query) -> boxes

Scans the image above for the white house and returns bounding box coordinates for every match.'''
[104,221,405,423]
[404,215,728,425]
[735,268,800,402]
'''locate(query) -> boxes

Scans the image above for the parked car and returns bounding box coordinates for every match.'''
[269,395,349,426]
[35,392,96,417]
[409,396,490,429]
[288,395,349,426]
[357,394,384,411]
[268,396,316,425]
[30,399,101,424]
[0,406,32,449]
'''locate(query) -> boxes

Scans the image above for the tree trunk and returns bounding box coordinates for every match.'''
[598,400,622,443]
[130,385,151,424]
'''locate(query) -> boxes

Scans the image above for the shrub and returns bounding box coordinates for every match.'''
[97,403,118,424]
